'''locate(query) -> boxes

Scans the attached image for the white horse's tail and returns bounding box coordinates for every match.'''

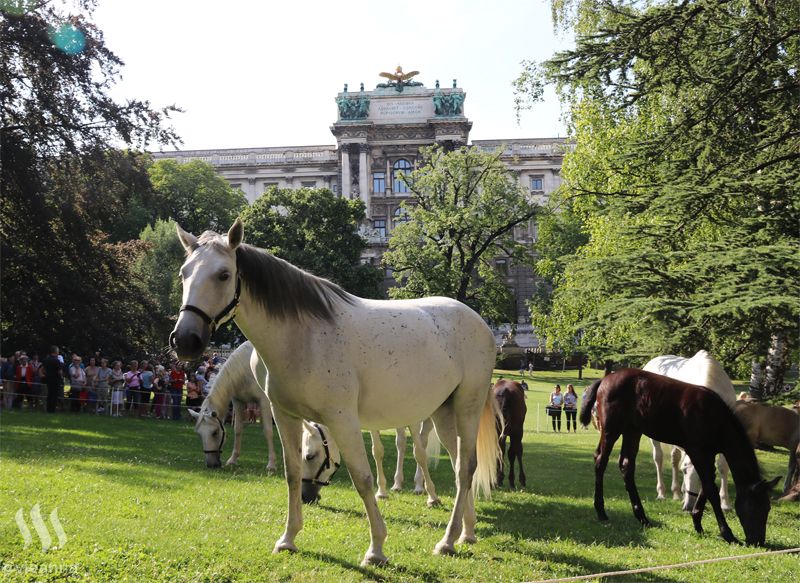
[426,423,441,469]
[473,388,503,499]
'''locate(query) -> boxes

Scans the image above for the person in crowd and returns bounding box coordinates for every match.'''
[109,361,125,417]
[15,353,35,409]
[42,346,64,413]
[204,364,218,395]
[29,353,42,408]
[548,384,564,432]
[168,361,186,421]
[185,372,202,415]
[138,360,154,417]
[2,353,18,409]
[195,365,208,398]
[151,364,167,419]
[84,356,99,413]
[95,358,111,414]
[124,360,141,414]
[563,384,579,432]
[68,354,86,413]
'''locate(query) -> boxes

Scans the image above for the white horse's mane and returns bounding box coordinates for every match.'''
[200,341,257,418]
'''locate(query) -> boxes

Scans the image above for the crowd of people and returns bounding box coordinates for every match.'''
[0,345,228,420]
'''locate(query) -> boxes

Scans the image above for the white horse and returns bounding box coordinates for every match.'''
[644,351,736,511]
[188,341,277,471]
[170,220,501,565]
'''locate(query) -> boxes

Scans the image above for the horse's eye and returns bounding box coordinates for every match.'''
[212,430,219,437]
[219,272,230,281]
[305,453,316,461]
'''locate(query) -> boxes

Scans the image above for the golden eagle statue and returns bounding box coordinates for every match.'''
[379,66,420,84]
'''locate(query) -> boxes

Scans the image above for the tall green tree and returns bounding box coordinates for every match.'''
[135,219,185,316]
[240,187,383,298]
[382,145,538,322]
[516,0,800,383]
[1,0,178,356]
[148,159,247,235]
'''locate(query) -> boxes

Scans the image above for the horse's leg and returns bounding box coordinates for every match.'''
[686,449,738,544]
[651,439,666,500]
[497,434,507,488]
[226,399,245,466]
[408,424,440,507]
[619,431,650,526]
[433,390,485,554]
[414,418,435,494]
[514,433,526,488]
[594,427,621,522]
[670,446,683,500]
[370,430,389,500]
[784,443,799,494]
[327,419,388,566]
[271,408,304,554]
[258,397,278,472]
[391,427,406,492]
[507,435,517,489]
[717,455,731,511]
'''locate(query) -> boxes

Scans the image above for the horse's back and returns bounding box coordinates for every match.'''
[736,402,800,447]
[643,351,735,409]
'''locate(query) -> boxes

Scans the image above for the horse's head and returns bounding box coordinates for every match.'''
[735,476,781,546]
[680,453,701,512]
[170,220,244,361]
[301,421,341,504]
[189,407,226,468]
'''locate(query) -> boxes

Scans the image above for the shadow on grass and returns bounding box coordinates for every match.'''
[305,550,444,583]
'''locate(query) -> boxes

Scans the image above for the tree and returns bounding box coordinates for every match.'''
[382,146,538,322]
[135,219,185,316]
[240,187,383,298]
[515,1,800,378]
[148,159,248,235]
[1,1,178,356]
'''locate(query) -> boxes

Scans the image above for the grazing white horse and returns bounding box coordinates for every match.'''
[192,341,441,503]
[188,341,277,471]
[644,351,736,511]
[170,220,501,565]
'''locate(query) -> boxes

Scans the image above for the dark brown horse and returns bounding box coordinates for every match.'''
[580,369,780,546]
[493,379,527,488]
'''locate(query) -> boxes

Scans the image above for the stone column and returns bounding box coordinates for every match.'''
[386,158,392,195]
[340,145,350,198]
[358,144,369,210]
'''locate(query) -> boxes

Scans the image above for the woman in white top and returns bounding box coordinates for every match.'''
[563,384,579,432]
[548,384,564,432]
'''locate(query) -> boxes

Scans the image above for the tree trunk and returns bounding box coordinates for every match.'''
[748,359,764,401]
[763,333,788,398]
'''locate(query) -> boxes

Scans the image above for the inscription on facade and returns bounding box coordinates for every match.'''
[370,98,433,123]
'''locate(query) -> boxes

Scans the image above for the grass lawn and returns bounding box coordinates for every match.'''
[1,368,798,582]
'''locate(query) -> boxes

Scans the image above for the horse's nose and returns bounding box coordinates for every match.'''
[302,482,322,504]
[173,330,204,360]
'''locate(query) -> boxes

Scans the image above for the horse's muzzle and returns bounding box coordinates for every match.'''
[302,482,322,504]
[170,314,210,360]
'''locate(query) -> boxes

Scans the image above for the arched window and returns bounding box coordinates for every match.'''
[393,206,410,225]
[392,159,412,193]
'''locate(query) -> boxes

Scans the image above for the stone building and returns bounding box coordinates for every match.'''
[152,70,569,346]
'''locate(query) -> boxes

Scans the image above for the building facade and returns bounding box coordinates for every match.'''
[152,72,569,346]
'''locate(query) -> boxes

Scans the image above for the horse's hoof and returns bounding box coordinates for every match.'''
[361,551,389,566]
[266,465,277,474]
[433,541,457,556]
[722,504,732,513]
[655,494,665,500]
[225,458,237,467]
[273,541,298,554]
[457,534,477,545]
[640,518,652,528]
[672,493,681,501]
[413,488,425,495]
[375,491,389,500]
[390,485,402,493]
[427,498,442,508]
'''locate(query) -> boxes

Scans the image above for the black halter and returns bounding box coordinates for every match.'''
[302,423,340,487]
[179,251,242,337]
[203,413,226,455]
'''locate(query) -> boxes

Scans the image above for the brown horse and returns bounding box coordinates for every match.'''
[580,368,781,546]
[735,402,800,494]
[493,380,527,489]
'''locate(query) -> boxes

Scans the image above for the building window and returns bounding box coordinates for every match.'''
[392,159,412,193]
[372,218,386,238]
[495,258,508,277]
[301,180,316,188]
[372,172,386,194]
[393,206,410,225]
[230,183,242,190]
[332,182,338,194]
[530,175,544,191]
[263,182,278,191]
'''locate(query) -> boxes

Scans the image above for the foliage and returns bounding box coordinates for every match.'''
[148,159,248,236]
[518,0,800,367]
[240,187,383,298]
[0,0,178,356]
[383,146,538,322]
[135,219,185,317]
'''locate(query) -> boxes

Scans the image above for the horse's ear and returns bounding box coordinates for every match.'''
[302,420,316,435]
[751,476,782,493]
[227,218,244,250]
[188,408,201,419]
[176,224,198,252]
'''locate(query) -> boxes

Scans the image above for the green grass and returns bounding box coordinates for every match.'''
[1,368,798,582]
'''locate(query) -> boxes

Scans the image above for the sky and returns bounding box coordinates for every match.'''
[93,0,573,152]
